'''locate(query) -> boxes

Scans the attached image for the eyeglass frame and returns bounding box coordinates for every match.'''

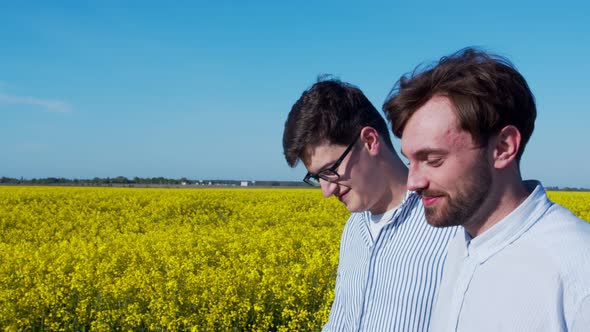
[303,134,360,187]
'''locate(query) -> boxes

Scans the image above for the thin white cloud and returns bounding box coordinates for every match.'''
[0,93,72,113]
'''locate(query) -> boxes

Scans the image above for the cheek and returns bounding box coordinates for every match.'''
[348,173,371,200]
[427,165,464,191]
[446,160,489,192]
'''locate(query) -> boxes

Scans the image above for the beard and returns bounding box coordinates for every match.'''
[421,157,492,228]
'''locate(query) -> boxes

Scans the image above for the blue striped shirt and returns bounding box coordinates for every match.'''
[323,191,458,331]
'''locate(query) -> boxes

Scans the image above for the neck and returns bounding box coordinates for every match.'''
[464,177,530,237]
[369,151,409,214]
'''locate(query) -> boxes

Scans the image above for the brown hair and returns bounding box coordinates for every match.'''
[383,47,536,161]
[283,78,394,167]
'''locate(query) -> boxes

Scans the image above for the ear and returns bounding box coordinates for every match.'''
[360,126,381,156]
[492,125,521,169]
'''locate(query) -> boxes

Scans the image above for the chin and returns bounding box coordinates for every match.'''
[340,193,364,212]
[345,203,364,213]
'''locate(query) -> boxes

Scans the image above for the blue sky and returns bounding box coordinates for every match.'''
[1,1,589,187]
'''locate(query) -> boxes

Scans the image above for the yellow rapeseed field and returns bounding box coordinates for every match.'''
[0,186,588,331]
[547,191,590,222]
[0,186,348,331]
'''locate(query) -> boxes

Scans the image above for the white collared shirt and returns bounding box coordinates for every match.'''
[430,181,590,332]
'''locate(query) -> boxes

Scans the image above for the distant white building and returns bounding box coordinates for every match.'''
[240,181,249,187]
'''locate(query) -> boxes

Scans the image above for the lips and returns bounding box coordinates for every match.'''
[338,190,350,202]
[419,189,447,207]
[422,196,441,207]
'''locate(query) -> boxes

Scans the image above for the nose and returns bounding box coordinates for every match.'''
[407,164,428,192]
[319,179,338,197]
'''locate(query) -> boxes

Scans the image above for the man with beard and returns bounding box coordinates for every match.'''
[283,78,457,331]
[382,47,590,331]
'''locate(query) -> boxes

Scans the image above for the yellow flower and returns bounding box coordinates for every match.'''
[0,186,347,330]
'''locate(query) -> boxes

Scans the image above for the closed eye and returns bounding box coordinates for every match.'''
[426,158,443,167]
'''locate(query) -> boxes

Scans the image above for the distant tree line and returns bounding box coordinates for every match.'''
[3,177,587,190]
[545,186,590,192]
[0,176,309,188]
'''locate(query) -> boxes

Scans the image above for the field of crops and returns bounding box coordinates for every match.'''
[0,186,588,331]
[547,191,590,222]
[0,186,348,331]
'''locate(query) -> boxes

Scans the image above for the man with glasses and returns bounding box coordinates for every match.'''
[282,79,457,331]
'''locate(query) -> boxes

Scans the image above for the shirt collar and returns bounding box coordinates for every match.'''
[461,180,553,262]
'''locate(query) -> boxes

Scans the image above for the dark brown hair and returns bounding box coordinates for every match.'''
[383,47,536,161]
[283,78,394,167]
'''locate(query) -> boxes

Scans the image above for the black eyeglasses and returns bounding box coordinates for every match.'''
[303,135,360,187]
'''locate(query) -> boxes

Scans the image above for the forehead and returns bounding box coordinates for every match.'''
[401,95,474,157]
[302,141,347,172]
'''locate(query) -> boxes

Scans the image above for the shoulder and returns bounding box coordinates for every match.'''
[515,201,590,266]
[396,191,425,223]
[403,190,423,209]
[339,212,366,239]
[343,212,365,228]
[515,204,590,311]
[514,183,590,265]
[526,202,590,250]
